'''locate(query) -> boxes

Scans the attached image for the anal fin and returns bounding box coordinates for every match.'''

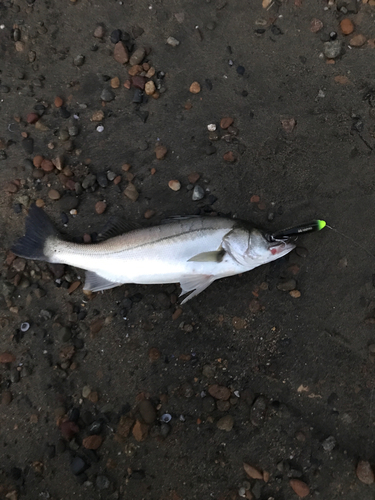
[84,271,123,292]
[179,274,215,304]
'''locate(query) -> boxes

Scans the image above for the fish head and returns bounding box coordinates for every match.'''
[222,227,295,267]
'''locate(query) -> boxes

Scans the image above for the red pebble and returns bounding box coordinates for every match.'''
[60,420,79,440]
[132,75,147,90]
[27,113,40,124]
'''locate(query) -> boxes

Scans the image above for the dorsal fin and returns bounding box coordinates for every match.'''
[97,216,142,241]
[161,215,202,224]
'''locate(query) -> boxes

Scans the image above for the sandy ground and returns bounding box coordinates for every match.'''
[2,0,375,498]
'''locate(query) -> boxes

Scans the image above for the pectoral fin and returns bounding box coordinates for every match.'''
[84,271,123,292]
[188,249,225,263]
[179,274,216,304]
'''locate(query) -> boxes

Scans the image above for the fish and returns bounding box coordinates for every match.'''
[11,205,302,304]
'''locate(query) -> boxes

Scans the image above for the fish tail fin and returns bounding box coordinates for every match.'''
[11,205,59,261]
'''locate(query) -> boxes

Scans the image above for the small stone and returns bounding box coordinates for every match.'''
[340,18,354,35]
[139,400,157,424]
[243,463,263,480]
[168,180,181,191]
[129,47,146,66]
[5,182,18,194]
[101,88,115,102]
[356,460,374,484]
[82,435,102,450]
[116,415,135,440]
[148,347,160,361]
[310,18,323,33]
[289,290,301,298]
[144,209,155,219]
[323,40,342,58]
[208,384,231,400]
[0,351,16,364]
[93,25,105,38]
[74,54,85,66]
[124,183,139,201]
[15,41,25,52]
[60,420,79,440]
[113,41,129,64]
[289,479,310,498]
[217,400,231,411]
[132,75,147,90]
[223,151,236,162]
[27,113,40,124]
[132,420,149,441]
[70,457,87,475]
[53,96,64,108]
[145,80,156,95]
[155,145,167,159]
[167,36,180,46]
[97,172,108,187]
[220,117,234,129]
[189,81,201,94]
[188,172,200,184]
[281,117,296,133]
[350,34,366,47]
[277,279,297,292]
[128,64,142,76]
[216,415,234,431]
[95,201,106,214]
[2,391,12,405]
[47,189,60,201]
[111,76,120,88]
[192,185,205,201]
[22,138,34,154]
[96,475,110,490]
[146,67,156,78]
[110,29,122,44]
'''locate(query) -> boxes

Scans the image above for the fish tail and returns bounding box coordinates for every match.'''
[11,205,59,261]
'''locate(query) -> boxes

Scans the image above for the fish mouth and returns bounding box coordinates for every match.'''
[264,232,296,256]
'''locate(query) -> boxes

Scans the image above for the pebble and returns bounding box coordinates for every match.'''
[22,138,34,154]
[129,48,146,66]
[144,209,155,219]
[124,183,139,201]
[48,189,60,200]
[220,117,234,129]
[70,457,87,475]
[132,420,149,442]
[139,400,157,424]
[74,54,85,66]
[289,479,310,498]
[111,76,120,89]
[82,435,102,450]
[28,50,36,63]
[350,34,366,47]
[310,18,323,33]
[148,347,161,361]
[95,201,106,214]
[101,88,115,102]
[167,36,180,46]
[189,81,201,94]
[340,18,354,35]
[27,112,40,124]
[82,174,97,189]
[93,25,105,38]
[356,460,374,484]
[223,151,236,162]
[217,400,231,411]
[168,180,181,191]
[2,390,12,405]
[68,125,79,137]
[277,279,297,292]
[289,290,301,298]
[236,65,245,75]
[216,415,234,431]
[145,81,155,95]
[60,420,79,440]
[132,75,147,90]
[192,185,205,201]
[96,171,108,187]
[110,29,122,43]
[5,182,18,194]
[208,384,231,400]
[155,145,167,159]
[160,423,171,438]
[243,463,263,480]
[113,41,129,64]
[323,40,342,58]
[96,476,110,490]
[91,110,104,122]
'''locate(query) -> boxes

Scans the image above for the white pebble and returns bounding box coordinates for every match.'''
[96,125,104,132]
[166,36,180,47]
[207,123,216,131]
